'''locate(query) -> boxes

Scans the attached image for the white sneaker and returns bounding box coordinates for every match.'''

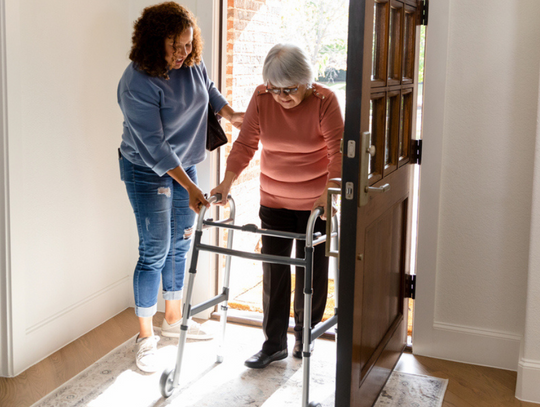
[135,335,160,373]
[161,318,213,340]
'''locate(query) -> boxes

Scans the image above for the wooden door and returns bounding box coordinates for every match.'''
[336,0,424,405]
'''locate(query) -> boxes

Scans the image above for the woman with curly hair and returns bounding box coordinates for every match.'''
[117,2,243,373]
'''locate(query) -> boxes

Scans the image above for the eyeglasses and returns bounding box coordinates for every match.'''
[266,85,299,96]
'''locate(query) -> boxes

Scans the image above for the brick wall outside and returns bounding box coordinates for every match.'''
[219,0,283,301]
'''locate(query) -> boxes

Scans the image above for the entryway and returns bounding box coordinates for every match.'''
[218,0,349,327]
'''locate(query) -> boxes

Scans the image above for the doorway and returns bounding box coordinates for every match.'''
[216,1,425,347]
[217,0,349,326]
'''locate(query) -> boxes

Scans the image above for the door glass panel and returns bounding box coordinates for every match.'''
[402,7,415,83]
[370,94,385,177]
[387,3,402,84]
[369,99,374,173]
[385,92,400,170]
[371,6,378,80]
[371,1,388,85]
[399,89,413,162]
[385,97,391,166]
[387,9,393,78]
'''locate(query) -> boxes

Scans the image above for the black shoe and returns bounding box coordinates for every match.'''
[244,349,288,369]
[293,340,314,359]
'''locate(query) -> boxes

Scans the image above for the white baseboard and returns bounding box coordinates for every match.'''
[516,358,540,404]
[413,321,522,371]
[10,276,131,377]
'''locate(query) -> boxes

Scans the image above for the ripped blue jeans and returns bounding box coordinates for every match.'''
[119,152,196,317]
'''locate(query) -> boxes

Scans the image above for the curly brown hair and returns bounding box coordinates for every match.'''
[129,2,203,78]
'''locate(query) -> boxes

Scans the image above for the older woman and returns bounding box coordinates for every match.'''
[211,43,343,368]
[118,2,243,373]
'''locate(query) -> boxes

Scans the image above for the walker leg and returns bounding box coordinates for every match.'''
[302,245,314,407]
[171,269,197,389]
[332,215,339,335]
[216,229,234,363]
[161,229,203,397]
[216,303,228,363]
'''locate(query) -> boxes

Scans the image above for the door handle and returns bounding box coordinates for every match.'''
[366,183,390,193]
[360,132,391,206]
[359,131,371,207]
[325,179,341,259]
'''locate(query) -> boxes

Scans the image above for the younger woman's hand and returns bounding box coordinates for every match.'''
[217,105,245,130]
[229,112,245,129]
[187,185,210,214]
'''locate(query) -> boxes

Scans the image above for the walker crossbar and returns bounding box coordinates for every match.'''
[159,194,339,407]
[196,244,308,267]
[203,219,319,241]
[310,314,338,341]
[312,232,337,247]
[190,289,228,316]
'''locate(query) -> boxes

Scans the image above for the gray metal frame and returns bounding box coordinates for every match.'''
[160,195,339,407]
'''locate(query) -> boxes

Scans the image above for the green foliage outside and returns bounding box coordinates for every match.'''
[278,0,349,81]
[277,1,427,85]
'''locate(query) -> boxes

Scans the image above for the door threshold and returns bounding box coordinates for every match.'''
[210,309,337,340]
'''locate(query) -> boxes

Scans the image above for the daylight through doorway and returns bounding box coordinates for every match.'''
[218,0,349,324]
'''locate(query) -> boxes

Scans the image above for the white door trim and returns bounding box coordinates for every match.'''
[412,0,523,371]
[0,0,14,378]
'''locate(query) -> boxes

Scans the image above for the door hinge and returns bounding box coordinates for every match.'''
[418,0,429,26]
[411,139,423,165]
[405,274,416,300]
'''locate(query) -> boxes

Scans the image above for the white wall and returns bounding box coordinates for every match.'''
[414,1,540,402]
[1,0,136,376]
[516,76,540,402]
[0,0,220,376]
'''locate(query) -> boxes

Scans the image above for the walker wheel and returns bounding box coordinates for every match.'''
[308,402,322,407]
[159,367,176,398]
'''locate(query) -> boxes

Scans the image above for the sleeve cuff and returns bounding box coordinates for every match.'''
[209,93,228,115]
[152,152,182,177]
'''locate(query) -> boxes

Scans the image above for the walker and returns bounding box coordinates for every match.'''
[159,193,340,407]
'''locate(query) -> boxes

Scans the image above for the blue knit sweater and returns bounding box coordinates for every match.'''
[118,60,228,176]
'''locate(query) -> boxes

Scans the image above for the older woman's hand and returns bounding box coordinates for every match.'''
[210,171,237,206]
[312,181,340,220]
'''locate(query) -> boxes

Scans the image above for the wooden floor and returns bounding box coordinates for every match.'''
[0,308,536,407]
[395,353,537,407]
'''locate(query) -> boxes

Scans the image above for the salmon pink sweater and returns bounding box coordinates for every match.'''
[226,83,344,211]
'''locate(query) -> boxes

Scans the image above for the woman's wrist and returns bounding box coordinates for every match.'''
[223,170,237,186]
[218,104,234,121]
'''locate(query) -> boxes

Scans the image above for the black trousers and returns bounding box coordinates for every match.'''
[259,206,329,354]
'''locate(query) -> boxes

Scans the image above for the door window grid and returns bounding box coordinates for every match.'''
[369,0,417,186]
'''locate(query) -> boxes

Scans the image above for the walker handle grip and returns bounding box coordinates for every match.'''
[241,223,259,233]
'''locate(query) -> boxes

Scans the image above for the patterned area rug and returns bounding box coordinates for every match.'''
[374,372,448,407]
[31,321,447,407]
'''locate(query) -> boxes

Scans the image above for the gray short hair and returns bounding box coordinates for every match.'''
[262,43,314,88]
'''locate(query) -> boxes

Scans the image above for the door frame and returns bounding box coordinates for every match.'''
[334,0,364,401]
[336,0,424,404]
[410,0,450,358]
[0,0,14,378]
